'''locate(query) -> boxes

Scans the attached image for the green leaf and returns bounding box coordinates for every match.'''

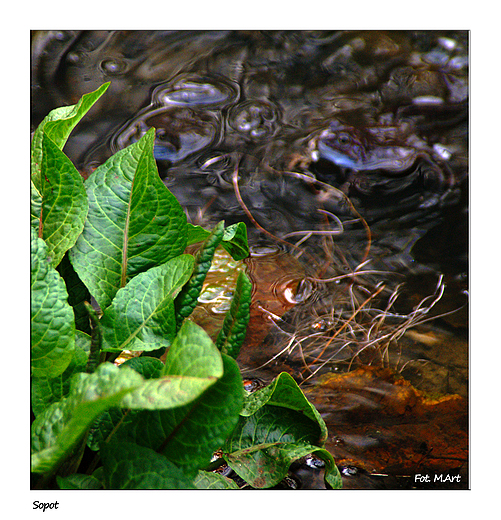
[240,372,328,442]
[120,356,164,379]
[101,442,195,489]
[70,129,188,310]
[187,222,249,260]
[220,222,249,260]
[56,473,103,490]
[215,271,252,359]
[194,470,239,489]
[225,440,341,489]
[100,255,194,352]
[31,228,75,378]
[87,407,127,452]
[88,323,224,451]
[31,82,110,185]
[31,363,144,475]
[174,221,225,328]
[223,406,319,489]
[222,372,337,488]
[36,135,88,268]
[114,353,243,478]
[31,340,88,417]
[120,320,224,410]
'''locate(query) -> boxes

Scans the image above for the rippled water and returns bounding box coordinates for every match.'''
[31,30,469,488]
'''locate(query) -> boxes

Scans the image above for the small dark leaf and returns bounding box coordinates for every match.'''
[215,271,252,359]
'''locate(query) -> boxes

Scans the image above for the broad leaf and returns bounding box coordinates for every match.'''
[31,83,109,234]
[225,440,342,489]
[87,323,225,452]
[120,320,225,410]
[101,442,195,489]
[31,228,75,378]
[223,372,337,488]
[31,339,89,417]
[100,255,194,352]
[36,135,88,267]
[113,353,243,478]
[223,406,320,489]
[31,363,145,475]
[88,321,226,452]
[240,371,327,442]
[71,129,188,310]
[215,271,252,359]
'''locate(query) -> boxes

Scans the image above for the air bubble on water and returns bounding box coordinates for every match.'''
[411,95,444,106]
[99,57,128,76]
[66,51,85,64]
[438,36,457,51]
[433,143,452,161]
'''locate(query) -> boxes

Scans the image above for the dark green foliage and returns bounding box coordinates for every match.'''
[215,271,252,359]
[30,84,340,490]
[224,372,342,489]
[174,221,225,329]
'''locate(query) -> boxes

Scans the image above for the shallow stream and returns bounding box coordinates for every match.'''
[31,30,469,489]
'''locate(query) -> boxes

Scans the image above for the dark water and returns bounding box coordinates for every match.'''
[31,30,469,489]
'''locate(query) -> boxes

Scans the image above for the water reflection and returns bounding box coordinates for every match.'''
[31,27,469,358]
[31,30,469,488]
[112,105,220,163]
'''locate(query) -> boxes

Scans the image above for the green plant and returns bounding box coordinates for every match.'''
[30,83,341,489]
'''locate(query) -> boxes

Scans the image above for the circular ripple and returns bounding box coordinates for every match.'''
[112,106,220,163]
[152,74,239,109]
[228,100,280,140]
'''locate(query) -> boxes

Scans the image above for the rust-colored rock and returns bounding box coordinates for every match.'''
[305,366,468,482]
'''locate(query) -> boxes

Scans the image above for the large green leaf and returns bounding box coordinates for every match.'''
[31,363,144,475]
[31,83,109,235]
[31,338,89,417]
[240,371,328,442]
[31,82,110,185]
[36,135,88,267]
[99,255,194,352]
[223,372,340,488]
[31,228,75,378]
[32,322,236,476]
[121,320,224,410]
[101,442,195,489]
[86,357,163,451]
[70,129,188,310]
[113,353,243,478]
[88,321,226,453]
[225,440,342,489]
